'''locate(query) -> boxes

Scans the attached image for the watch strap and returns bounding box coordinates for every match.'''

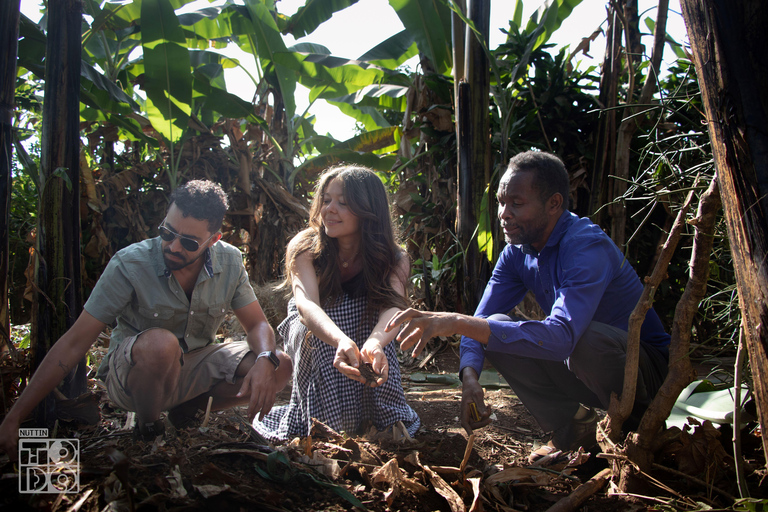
[257,350,280,369]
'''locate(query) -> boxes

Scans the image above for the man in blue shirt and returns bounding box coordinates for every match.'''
[387,151,669,461]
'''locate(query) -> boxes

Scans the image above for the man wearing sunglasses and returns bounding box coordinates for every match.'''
[0,180,292,453]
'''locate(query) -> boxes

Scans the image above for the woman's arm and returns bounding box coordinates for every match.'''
[359,254,411,387]
[290,247,366,383]
[291,249,354,349]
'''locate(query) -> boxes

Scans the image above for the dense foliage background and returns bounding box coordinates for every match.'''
[6,0,735,376]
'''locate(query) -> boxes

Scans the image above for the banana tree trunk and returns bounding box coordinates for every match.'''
[33,0,86,425]
[456,0,490,315]
[1,0,21,351]
[680,0,768,467]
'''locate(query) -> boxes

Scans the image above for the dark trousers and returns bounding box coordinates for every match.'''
[485,315,668,434]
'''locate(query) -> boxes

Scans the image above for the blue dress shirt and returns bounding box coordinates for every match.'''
[459,210,671,378]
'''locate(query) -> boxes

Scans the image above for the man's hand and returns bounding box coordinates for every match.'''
[237,358,278,422]
[359,340,388,387]
[386,308,455,358]
[0,416,21,461]
[460,369,492,436]
[333,338,366,384]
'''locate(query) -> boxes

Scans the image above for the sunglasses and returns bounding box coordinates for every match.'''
[158,224,216,252]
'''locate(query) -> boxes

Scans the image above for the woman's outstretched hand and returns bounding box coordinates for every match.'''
[360,340,388,387]
[333,338,367,384]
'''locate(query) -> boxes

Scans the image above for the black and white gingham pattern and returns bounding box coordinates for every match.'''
[252,295,420,442]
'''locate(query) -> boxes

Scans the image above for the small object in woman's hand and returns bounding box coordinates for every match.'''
[358,362,380,385]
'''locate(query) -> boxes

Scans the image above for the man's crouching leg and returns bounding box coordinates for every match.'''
[168,348,292,426]
[125,329,183,426]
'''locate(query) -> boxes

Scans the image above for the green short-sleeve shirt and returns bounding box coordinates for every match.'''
[85,237,257,379]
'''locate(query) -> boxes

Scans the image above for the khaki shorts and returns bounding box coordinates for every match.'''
[105,329,252,412]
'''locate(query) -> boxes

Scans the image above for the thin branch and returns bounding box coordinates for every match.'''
[544,468,612,512]
[651,463,737,503]
[602,176,700,442]
[733,325,750,498]
[638,0,670,106]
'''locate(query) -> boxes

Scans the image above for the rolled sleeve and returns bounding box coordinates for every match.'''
[229,262,257,310]
[84,253,134,325]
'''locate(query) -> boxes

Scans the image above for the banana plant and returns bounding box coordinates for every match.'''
[389,0,453,75]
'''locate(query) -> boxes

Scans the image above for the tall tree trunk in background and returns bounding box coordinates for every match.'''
[610,0,662,248]
[589,2,623,224]
[455,0,490,315]
[0,0,21,352]
[680,0,768,467]
[33,0,86,425]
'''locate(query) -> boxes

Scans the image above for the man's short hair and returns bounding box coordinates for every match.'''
[507,151,570,210]
[169,180,229,232]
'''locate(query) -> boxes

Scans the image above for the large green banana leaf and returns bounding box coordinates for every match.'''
[324,84,409,127]
[108,0,197,26]
[389,0,452,74]
[280,0,359,38]
[294,127,401,181]
[357,30,419,68]
[239,0,297,120]
[325,100,391,131]
[140,0,193,143]
[271,49,409,129]
[16,15,46,78]
[274,51,405,101]
[18,14,141,121]
[517,0,583,52]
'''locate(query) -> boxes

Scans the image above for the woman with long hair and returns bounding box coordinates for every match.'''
[252,166,420,440]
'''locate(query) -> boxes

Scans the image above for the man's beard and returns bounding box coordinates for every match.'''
[503,217,549,247]
[163,247,206,271]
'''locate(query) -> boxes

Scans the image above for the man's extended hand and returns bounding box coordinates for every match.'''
[237,358,278,422]
[385,308,455,358]
[460,369,492,435]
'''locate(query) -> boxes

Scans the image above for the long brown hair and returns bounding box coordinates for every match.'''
[285,165,409,311]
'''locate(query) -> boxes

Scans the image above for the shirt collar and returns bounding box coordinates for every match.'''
[519,210,575,256]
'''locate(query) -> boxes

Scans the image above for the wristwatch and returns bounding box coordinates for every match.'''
[256,350,280,370]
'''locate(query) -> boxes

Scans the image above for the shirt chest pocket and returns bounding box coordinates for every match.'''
[137,306,175,328]
[190,303,229,341]
[208,304,228,322]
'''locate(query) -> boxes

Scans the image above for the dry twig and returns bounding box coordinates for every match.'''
[544,467,612,512]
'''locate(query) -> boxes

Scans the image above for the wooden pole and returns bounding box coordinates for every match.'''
[0,0,21,352]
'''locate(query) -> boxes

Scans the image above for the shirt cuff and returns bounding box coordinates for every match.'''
[485,317,522,353]
[459,337,485,381]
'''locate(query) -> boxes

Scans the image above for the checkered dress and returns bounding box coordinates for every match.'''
[252,292,420,442]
